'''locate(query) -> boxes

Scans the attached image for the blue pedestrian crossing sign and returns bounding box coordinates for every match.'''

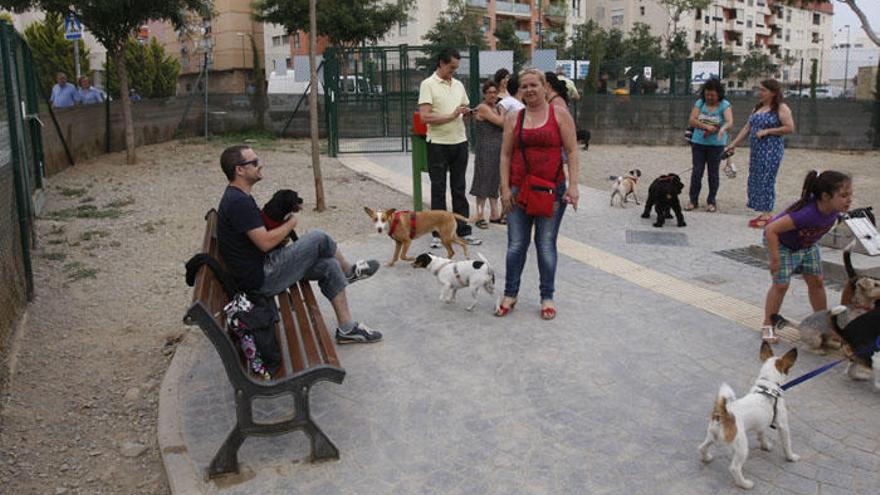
[64,14,83,40]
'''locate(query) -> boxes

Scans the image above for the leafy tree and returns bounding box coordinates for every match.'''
[105,37,179,99]
[249,33,267,131]
[624,23,663,76]
[421,0,486,51]
[1,0,212,164]
[22,12,90,96]
[735,43,777,82]
[665,29,691,92]
[0,11,13,24]
[541,20,567,53]
[657,0,711,36]
[494,20,526,72]
[601,28,626,90]
[254,0,414,49]
[566,19,606,93]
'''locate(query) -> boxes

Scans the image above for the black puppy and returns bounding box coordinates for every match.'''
[576,129,591,150]
[261,189,303,242]
[640,173,687,228]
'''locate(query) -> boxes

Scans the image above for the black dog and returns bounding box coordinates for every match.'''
[261,189,303,242]
[831,307,880,369]
[576,129,591,150]
[640,173,687,228]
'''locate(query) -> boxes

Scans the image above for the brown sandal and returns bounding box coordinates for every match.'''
[706,204,717,213]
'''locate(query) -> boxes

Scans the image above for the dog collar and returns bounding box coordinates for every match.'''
[261,211,283,230]
[388,211,417,239]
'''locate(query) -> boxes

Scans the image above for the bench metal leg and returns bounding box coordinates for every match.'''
[305,420,339,461]
[208,426,245,477]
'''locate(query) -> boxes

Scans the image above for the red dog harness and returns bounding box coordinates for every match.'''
[260,211,283,230]
[388,211,417,239]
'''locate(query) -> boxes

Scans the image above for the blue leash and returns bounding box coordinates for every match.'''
[781,335,880,391]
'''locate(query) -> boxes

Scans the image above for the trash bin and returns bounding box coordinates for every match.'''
[411,112,429,210]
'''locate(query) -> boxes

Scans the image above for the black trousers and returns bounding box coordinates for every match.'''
[427,141,472,237]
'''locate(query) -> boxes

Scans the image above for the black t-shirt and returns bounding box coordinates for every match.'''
[218,186,266,291]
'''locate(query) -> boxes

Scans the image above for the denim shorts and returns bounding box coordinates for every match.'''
[764,237,822,285]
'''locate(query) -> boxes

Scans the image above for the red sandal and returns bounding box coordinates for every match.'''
[495,299,517,317]
[540,306,557,320]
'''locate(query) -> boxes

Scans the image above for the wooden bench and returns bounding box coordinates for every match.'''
[183,209,345,478]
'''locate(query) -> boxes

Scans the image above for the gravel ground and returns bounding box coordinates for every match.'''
[0,137,876,494]
[576,144,880,217]
[0,137,409,495]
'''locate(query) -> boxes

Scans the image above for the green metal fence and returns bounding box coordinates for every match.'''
[324,45,480,156]
[1,20,43,322]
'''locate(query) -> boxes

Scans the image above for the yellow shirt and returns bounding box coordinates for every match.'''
[418,72,469,145]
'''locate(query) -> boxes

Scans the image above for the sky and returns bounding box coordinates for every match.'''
[832,0,880,39]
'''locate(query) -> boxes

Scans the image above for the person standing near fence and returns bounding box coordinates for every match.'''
[470,80,506,228]
[726,79,795,228]
[50,72,77,109]
[418,48,481,247]
[686,78,733,213]
[496,70,524,116]
[76,76,104,105]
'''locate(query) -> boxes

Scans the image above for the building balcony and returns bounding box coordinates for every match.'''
[497,1,531,17]
[496,1,515,14]
[465,0,488,9]
[545,2,568,19]
[514,2,531,16]
[515,30,532,44]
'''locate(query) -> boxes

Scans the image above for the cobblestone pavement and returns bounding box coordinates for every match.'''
[161,152,880,495]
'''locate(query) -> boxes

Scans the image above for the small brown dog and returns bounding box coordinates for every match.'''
[610,169,642,207]
[364,207,472,266]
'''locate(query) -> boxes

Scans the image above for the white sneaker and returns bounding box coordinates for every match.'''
[462,235,482,246]
[430,237,441,249]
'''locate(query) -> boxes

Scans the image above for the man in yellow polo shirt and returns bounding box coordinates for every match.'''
[418,48,481,246]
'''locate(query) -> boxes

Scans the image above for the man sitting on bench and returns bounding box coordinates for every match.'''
[217,144,383,344]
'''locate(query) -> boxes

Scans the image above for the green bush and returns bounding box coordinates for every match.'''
[105,37,180,99]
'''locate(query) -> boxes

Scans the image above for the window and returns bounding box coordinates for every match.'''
[695,31,701,43]
[747,0,753,6]
[286,57,292,69]
[746,16,752,28]
[572,0,582,16]
[640,6,645,16]
[785,9,791,22]
[399,17,407,36]
[757,0,765,6]
[293,32,300,49]
[705,15,709,24]
[596,6,604,21]
[811,32,819,43]
[482,17,490,33]
[812,13,820,25]
[611,9,624,26]
[784,29,790,42]
[695,9,701,19]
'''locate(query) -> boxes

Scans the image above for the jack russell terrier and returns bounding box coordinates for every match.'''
[412,252,495,311]
[609,169,642,207]
[365,207,473,266]
[698,342,799,490]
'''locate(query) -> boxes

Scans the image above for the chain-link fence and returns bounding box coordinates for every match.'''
[0,21,40,370]
[323,45,482,155]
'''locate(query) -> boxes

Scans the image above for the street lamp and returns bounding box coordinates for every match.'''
[839,24,850,97]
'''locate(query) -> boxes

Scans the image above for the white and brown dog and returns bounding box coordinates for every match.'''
[610,169,642,207]
[698,342,799,490]
[412,252,495,311]
[364,207,473,266]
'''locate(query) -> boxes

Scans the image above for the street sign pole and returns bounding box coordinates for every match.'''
[73,38,80,80]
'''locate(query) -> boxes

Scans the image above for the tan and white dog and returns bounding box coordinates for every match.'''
[610,169,642,207]
[698,342,799,490]
[412,252,495,311]
[364,207,473,266]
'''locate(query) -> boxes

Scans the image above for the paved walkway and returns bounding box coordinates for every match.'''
[160,152,880,494]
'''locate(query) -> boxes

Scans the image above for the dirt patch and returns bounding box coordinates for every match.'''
[0,138,409,494]
[577,145,880,216]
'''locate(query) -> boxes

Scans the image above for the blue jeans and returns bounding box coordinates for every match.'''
[689,143,723,206]
[504,184,567,301]
[259,230,347,300]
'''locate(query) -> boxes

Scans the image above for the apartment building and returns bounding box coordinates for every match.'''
[150,0,264,95]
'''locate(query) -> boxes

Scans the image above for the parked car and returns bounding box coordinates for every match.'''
[784,86,843,99]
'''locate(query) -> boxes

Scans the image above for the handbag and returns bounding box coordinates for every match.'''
[515,110,562,218]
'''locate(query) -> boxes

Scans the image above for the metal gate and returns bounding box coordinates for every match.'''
[324,45,480,156]
[1,20,45,309]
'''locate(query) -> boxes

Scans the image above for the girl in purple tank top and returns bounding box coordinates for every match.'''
[760,170,853,343]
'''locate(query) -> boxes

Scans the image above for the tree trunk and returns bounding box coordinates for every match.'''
[114,47,136,164]
[309,0,325,211]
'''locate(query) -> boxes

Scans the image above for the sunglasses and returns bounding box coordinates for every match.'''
[236,158,261,168]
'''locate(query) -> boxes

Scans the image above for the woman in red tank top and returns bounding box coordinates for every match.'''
[496,69,580,320]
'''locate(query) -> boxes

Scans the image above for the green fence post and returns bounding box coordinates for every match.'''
[22,43,44,189]
[0,22,35,300]
[323,47,337,157]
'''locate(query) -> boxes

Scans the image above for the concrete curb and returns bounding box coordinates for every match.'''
[158,330,214,495]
